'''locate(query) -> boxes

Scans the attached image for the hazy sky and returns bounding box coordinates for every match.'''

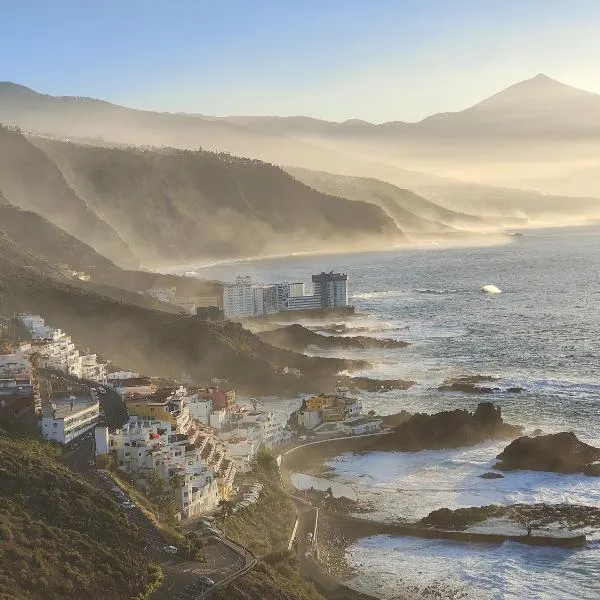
[4,0,600,122]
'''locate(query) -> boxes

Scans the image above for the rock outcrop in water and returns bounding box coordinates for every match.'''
[495,432,600,475]
[367,402,522,452]
[257,323,408,352]
[420,503,600,531]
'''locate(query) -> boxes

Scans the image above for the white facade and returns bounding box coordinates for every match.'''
[298,409,322,429]
[223,276,255,318]
[286,294,321,311]
[337,417,382,436]
[19,315,106,382]
[104,416,224,516]
[189,395,213,424]
[107,371,140,380]
[223,277,278,318]
[42,395,99,444]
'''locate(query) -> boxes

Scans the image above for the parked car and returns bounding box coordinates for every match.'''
[163,545,178,554]
[197,576,214,587]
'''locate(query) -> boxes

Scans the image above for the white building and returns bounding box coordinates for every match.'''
[337,416,382,436]
[275,282,305,310]
[223,276,278,318]
[312,271,348,308]
[286,294,321,311]
[41,394,99,444]
[223,276,255,318]
[189,394,213,425]
[19,315,106,383]
[102,416,229,517]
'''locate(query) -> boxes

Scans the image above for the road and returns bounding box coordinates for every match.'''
[96,386,128,431]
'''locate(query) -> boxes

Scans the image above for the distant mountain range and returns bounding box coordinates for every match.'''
[1,75,599,213]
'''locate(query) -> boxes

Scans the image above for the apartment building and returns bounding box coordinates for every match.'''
[41,393,99,444]
[223,276,278,318]
[126,390,191,434]
[0,351,38,424]
[101,416,232,517]
[19,315,106,383]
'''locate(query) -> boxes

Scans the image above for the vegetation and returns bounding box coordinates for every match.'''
[219,472,295,557]
[212,561,324,600]
[0,424,150,600]
[216,458,325,600]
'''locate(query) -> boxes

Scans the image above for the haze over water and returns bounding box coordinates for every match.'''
[192,226,600,599]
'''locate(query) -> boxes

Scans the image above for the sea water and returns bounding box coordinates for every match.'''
[187,226,600,599]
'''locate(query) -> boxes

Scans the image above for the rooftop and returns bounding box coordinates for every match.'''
[342,416,382,427]
[46,395,98,419]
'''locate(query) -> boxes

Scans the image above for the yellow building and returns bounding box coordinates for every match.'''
[306,394,335,411]
[126,398,190,433]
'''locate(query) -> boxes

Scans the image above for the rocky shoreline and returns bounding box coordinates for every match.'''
[495,431,600,475]
[258,323,409,353]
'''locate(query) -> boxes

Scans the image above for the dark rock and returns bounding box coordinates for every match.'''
[438,375,500,394]
[479,472,504,479]
[532,429,543,437]
[420,503,600,531]
[505,387,525,393]
[258,323,409,352]
[366,402,522,452]
[495,432,600,475]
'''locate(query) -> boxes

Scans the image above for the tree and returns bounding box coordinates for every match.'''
[169,472,186,492]
[218,499,233,517]
[95,454,112,470]
[255,448,277,473]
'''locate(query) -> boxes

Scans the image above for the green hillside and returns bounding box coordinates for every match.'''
[0,425,152,600]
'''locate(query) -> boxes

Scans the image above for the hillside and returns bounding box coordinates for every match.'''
[286,167,489,233]
[20,133,402,266]
[0,200,221,303]
[3,80,600,218]
[0,125,137,267]
[0,229,358,394]
[0,424,152,600]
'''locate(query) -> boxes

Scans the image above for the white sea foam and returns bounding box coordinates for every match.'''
[344,535,600,600]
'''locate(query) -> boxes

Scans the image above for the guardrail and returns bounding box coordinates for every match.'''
[199,532,257,598]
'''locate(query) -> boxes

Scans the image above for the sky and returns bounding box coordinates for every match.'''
[4,0,600,122]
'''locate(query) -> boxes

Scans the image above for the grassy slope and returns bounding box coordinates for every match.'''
[0,425,151,600]
[30,136,401,265]
[217,473,324,600]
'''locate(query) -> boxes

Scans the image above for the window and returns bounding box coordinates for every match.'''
[53,423,57,428]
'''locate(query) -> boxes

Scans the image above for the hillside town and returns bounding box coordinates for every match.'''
[0,312,381,523]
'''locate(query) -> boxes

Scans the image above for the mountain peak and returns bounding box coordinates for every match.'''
[472,74,598,111]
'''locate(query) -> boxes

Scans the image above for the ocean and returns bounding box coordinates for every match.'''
[186,226,600,599]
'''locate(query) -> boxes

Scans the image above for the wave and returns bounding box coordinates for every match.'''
[416,288,458,295]
[352,290,406,300]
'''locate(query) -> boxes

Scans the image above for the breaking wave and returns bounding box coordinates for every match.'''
[352,290,406,300]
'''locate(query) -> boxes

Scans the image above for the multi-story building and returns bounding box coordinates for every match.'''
[99,415,232,517]
[253,285,278,316]
[19,315,106,383]
[81,354,107,382]
[41,393,99,444]
[223,276,256,318]
[126,388,191,434]
[312,271,349,308]
[300,389,362,427]
[286,294,322,311]
[0,351,38,424]
[110,377,158,399]
[275,282,305,310]
[223,276,279,318]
